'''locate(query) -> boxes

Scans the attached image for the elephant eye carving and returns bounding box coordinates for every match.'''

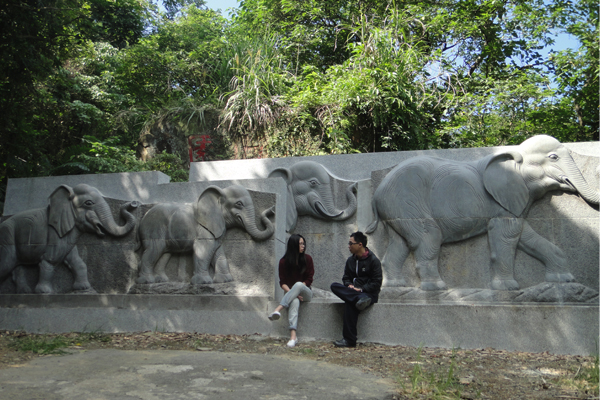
[83,200,94,207]
[548,154,559,161]
[235,201,244,208]
[309,179,319,187]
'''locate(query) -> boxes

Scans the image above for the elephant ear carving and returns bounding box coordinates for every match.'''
[195,186,226,239]
[483,151,529,217]
[268,167,297,232]
[48,185,76,238]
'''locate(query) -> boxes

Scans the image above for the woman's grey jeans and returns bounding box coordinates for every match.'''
[280,282,313,330]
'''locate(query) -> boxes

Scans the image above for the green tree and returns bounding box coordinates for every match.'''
[0,0,149,190]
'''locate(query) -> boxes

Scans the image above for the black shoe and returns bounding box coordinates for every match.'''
[355,297,372,311]
[333,338,356,348]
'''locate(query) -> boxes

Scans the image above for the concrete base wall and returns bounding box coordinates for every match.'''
[0,295,597,356]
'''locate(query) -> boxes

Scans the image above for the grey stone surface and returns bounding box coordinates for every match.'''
[514,282,599,303]
[0,295,596,355]
[189,141,599,182]
[3,139,596,298]
[2,180,287,296]
[136,185,275,286]
[268,160,357,232]
[0,349,396,400]
[3,171,170,215]
[273,301,599,356]
[364,136,598,291]
[0,185,138,294]
[365,141,599,293]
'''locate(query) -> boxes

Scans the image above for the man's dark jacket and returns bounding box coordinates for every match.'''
[341,248,383,302]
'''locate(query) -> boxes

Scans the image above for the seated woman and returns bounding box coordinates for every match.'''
[268,234,314,348]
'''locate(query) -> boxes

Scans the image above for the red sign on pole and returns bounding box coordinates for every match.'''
[188,135,212,162]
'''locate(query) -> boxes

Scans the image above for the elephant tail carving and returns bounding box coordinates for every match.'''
[134,219,142,251]
[365,200,379,234]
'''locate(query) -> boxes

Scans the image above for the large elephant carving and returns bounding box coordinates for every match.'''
[366,135,599,291]
[268,160,357,232]
[0,184,139,293]
[136,185,275,285]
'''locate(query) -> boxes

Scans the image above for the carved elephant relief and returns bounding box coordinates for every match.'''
[136,184,275,285]
[367,135,599,291]
[268,160,357,232]
[0,184,139,293]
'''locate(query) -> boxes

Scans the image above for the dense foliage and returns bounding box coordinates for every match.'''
[0,0,597,208]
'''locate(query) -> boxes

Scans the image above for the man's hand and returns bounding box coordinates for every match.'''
[348,285,362,292]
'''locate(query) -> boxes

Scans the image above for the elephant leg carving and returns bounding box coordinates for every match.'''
[177,255,189,282]
[488,217,523,290]
[0,244,17,284]
[212,246,233,283]
[153,253,172,283]
[137,240,166,284]
[35,259,55,294]
[12,266,32,294]
[154,253,172,283]
[412,219,446,291]
[64,246,92,291]
[518,222,574,283]
[191,240,215,285]
[381,223,409,287]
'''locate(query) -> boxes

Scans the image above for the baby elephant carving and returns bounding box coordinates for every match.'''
[367,135,599,291]
[136,185,275,285]
[0,184,139,293]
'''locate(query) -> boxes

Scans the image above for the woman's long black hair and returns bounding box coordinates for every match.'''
[283,234,307,274]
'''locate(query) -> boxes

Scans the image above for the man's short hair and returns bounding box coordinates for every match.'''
[351,231,367,247]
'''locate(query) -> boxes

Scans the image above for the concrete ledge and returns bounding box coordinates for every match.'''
[0,294,269,311]
[286,301,599,356]
[1,295,597,355]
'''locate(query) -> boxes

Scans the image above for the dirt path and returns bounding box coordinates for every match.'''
[1,331,597,399]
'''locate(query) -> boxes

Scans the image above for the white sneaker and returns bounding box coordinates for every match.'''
[287,339,297,348]
[268,311,280,321]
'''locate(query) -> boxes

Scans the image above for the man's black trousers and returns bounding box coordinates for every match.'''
[330,282,375,345]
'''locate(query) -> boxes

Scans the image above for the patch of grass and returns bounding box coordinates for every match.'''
[9,330,113,355]
[10,335,70,355]
[300,348,314,354]
[399,346,467,399]
[193,339,212,348]
[572,351,599,397]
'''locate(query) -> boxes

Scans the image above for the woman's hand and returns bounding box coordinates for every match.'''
[298,295,304,301]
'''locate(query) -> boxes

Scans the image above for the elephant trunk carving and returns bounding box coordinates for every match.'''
[563,158,599,204]
[243,206,275,241]
[330,183,358,221]
[95,201,139,237]
[310,191,342,219]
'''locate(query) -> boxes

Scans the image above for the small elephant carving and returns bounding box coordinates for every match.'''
[0,184,139,293]
[136,185,275,285]
[268,160,357,232]
[367,135,599,291]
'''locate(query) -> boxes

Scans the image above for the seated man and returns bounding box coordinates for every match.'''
[330,231,382,348]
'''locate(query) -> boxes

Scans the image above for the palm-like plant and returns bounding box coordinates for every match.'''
[219,35,294,158]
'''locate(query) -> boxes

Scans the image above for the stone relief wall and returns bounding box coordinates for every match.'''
[0,181,281,297]
[0,136,598,303]
[364,136,599,303]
